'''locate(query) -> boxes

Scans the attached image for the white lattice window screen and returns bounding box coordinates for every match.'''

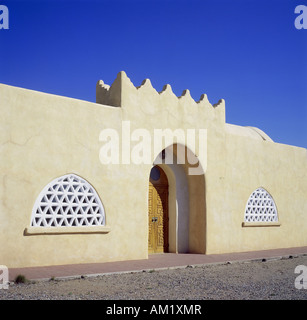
[244,188,278,222]
[31,174,105,227]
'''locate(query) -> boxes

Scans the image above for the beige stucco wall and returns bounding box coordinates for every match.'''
[1,72,306,268]
[205,130,307,254]
[0,83,150,267]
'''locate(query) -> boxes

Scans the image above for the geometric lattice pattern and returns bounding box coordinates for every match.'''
[31,174,105,227]
[244,188,278,222]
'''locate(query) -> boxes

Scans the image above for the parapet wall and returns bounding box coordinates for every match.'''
[96,71,225,126]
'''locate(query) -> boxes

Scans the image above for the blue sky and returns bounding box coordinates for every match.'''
[1,0,306,148]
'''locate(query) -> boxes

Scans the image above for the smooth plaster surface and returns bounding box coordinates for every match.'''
[0,72,306,268]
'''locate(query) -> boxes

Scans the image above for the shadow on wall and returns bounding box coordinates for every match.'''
[152,144,206,254]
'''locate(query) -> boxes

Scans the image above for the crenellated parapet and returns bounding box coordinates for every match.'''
[96,71,225,125]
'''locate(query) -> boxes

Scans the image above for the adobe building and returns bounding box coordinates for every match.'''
[0,71,306,268]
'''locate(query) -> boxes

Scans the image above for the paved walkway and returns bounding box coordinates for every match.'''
[8,246,307,281]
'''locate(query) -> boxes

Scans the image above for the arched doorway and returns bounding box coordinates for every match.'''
[149,144,206,254]
[148,166,169,253]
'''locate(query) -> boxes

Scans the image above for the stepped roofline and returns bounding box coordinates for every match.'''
[96,71,224,108]
[96,71,225,125]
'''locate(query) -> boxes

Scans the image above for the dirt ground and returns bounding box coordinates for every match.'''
[1,255,306,300]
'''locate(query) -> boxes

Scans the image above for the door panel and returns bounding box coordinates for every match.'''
[148,166,168,253]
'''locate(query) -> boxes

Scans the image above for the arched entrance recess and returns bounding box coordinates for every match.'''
[148,144,206,254]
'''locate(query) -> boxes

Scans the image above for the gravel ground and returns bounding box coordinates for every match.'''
[1,255,307,300]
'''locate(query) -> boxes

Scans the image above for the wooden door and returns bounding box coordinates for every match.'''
[148,166,168,253]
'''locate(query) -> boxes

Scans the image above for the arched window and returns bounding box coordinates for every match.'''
[244,188,278,223]
[31,174,105,227]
